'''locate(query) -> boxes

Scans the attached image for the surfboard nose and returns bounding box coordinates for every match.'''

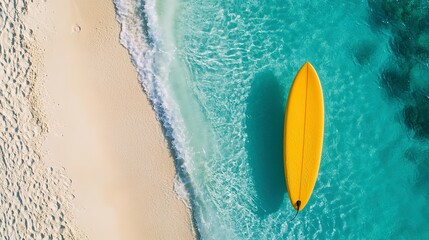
[305,62,315,71]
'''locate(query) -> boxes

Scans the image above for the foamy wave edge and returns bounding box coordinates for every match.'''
[113,0,199,234]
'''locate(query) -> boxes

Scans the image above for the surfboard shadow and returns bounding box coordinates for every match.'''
[246,71,286,216]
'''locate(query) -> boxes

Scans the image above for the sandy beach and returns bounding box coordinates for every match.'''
[21,0,194,239]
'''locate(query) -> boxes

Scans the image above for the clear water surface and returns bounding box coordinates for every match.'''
[115,0,429,238]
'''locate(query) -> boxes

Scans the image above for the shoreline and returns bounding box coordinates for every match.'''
[26,0,195,239]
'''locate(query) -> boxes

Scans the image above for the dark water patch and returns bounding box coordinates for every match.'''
[390,31,429,60]
[403,93,429,139]
[367,0,429,139]
[390,31,418,59]
[352,41,378,65]
[246,71,286,216]
[380,62,411,100]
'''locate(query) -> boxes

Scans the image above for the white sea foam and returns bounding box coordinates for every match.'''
[113,0,194,205]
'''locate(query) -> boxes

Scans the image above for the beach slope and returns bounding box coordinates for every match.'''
[26,0,194,239]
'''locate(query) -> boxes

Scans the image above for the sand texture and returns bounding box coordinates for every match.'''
[0,0,83,239]
[1,0,194,239]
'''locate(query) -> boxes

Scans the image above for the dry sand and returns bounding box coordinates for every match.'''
[1,0,83,238]
[23,0,194,239]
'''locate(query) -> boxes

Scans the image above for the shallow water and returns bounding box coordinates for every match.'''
[115,0,429,238]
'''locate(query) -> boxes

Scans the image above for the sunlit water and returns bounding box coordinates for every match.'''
[114,0,429,238]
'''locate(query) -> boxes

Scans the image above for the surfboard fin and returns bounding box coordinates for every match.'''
[290,200,301,221]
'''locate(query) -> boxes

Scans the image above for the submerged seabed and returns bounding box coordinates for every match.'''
[114,0,429,239]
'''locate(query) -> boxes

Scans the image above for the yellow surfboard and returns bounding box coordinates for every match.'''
[284,62,324,213]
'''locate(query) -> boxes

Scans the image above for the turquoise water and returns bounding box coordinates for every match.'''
[115,0,429,238]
